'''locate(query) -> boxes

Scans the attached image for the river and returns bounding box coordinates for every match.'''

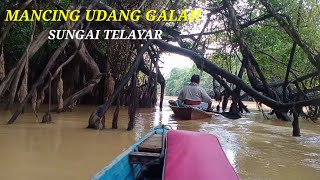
[0,96,319,180]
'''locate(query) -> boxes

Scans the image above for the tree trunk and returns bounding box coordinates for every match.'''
[152,50,159,107]
[42,73,52,124]
[159,81,165,111]
[230,64,245,113]
[239,100,250,113]
[112,96,120,129]
[283,43,297,102]
[222,93,230,112]
[127,74,137,131]
[282,0,303,103]
[292,107,300,137]
[57,75,64,112]
[139,59,165,109]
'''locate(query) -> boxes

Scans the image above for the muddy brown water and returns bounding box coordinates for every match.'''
[0,97,319,180]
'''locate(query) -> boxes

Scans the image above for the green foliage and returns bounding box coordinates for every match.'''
[241,0,319,83]
[166,65,213,96]
[1,0,71,64]
[60,0,72,9]
[5,22,33,59]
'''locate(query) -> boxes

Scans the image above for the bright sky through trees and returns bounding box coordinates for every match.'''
[160,52,193,77]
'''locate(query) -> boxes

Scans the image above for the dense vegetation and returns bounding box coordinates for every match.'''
[0,0,319,135]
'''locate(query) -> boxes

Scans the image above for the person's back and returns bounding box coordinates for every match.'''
[177,74,212,111]
[178,82,211,104]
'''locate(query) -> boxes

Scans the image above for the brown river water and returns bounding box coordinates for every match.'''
[0,96,319,180]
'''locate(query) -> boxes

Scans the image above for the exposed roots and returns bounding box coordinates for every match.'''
[18,72,28,104]
[0,46,5,81]
[57,76,64,111]
[42,112,52,123]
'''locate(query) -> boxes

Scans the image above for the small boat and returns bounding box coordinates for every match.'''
[169,105,212,120]
[92,126,239,180]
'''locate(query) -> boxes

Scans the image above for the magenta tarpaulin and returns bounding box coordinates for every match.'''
[163,130,240,180]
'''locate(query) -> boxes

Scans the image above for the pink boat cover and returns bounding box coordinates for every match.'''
[163,130,240,180]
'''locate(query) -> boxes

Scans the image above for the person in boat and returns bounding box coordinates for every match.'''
[173,74,213,111]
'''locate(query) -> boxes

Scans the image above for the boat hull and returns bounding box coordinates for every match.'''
[91,125,168,180]
[169,105,212,120]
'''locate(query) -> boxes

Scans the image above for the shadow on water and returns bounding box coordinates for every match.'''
[0,97,320,180]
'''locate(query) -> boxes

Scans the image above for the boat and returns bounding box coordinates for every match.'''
[91,125,170,180]
[91,125,240,180]
[169,105,212,120]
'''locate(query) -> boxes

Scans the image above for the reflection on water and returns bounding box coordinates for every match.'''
[0,97,320,180]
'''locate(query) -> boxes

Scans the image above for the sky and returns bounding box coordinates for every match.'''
[159,52,194,77]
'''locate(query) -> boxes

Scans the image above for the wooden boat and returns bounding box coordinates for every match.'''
[91,126,240,180]
[91,125,170,180]
[169,105,212,120]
